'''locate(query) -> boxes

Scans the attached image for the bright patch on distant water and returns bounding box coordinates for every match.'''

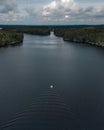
[50,85,54,89]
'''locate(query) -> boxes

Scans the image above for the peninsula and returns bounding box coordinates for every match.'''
[0,30,24,47]
[54,27,104,47]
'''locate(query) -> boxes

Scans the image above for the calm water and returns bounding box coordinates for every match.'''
[0,33,104,129]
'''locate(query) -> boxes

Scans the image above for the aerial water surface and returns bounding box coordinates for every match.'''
[0,33,104,129]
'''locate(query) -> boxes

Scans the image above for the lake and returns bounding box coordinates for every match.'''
[0,33,104,130]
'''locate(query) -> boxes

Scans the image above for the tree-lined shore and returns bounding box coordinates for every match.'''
[54,27,104,47]
[2,26,50,36]
[0,26,50,47]
[0,30,24,47]
[0,25,104,47]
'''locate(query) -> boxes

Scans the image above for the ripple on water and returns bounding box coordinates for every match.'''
[0,87,80,130]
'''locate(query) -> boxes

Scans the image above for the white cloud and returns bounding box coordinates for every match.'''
[41,0,104,24]
[42,0,79,20]
[0,0,104,24]
[0,0,29,23]
[0,0,18,23]
[45,1,57,9]
[65,15,69,19]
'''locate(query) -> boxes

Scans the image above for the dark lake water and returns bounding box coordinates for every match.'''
[0,33,104,130]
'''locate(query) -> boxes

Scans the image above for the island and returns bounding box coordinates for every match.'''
[0,30,24,47]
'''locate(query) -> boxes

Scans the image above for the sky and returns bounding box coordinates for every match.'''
[0,0,104,25]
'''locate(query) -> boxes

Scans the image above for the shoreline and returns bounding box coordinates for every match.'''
[0,26,104,48]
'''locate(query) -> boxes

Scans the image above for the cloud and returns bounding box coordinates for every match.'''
[42,0,78,18]
[0,0,19,23]
[0,0,17,13]
[86,6,104,18]
[0,0,104,25]
[42,0,104,24]
[25,7,37,16]
[0,0,29,24]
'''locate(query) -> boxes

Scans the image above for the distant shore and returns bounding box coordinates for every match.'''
[0,25,104,47]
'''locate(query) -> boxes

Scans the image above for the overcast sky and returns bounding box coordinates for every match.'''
[0,0,104,25]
